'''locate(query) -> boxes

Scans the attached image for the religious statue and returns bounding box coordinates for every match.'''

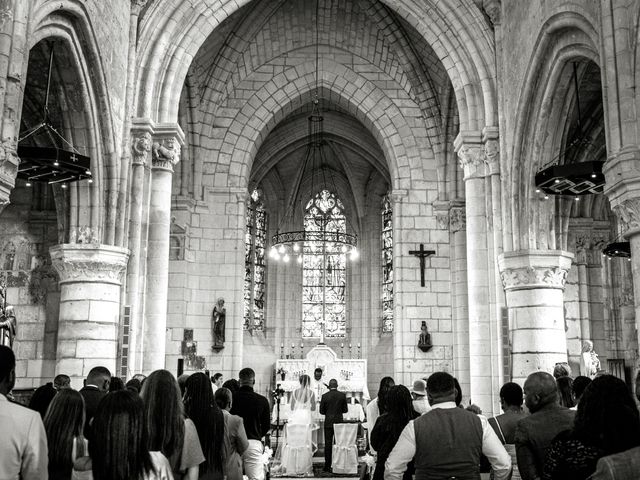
[212,298,226,348]
[418,321,432,352]
[0,305,16,348]
[580,340,600,378]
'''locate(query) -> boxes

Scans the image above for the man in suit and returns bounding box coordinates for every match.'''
[0,346,48,479]
[319,378,348,472]
[79,366,111,438]
[515,371,576,480]
[215,386,249,480]
[230,367,270,480]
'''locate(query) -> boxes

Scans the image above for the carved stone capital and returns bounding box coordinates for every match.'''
[0,138,19,208]
[49,244,130,286]
[498,250,574,291]
[131,131,152,166]
[152,136,181,171]
[611,198,640,237]
[131,0,150,14]
[450,205,466,233]
[483,0,501,25]
[456,143,485,180]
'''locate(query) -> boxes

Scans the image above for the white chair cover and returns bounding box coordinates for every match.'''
[332,423,358,474]
[281,423,313,475]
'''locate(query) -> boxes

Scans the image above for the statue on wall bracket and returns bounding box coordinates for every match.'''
[211,297,226,351]
[0,279,16,348]
[418,321,432,352]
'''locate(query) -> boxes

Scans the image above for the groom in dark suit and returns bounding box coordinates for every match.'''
[320,378,348,472]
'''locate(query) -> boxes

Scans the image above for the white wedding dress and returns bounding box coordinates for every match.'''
[278,387,317,476]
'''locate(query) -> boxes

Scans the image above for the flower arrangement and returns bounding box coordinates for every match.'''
[276,367,287,379]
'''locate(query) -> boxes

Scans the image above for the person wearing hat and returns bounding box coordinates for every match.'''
[411,379,431,414]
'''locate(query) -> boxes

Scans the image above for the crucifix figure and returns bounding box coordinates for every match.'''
[409,244,435,287]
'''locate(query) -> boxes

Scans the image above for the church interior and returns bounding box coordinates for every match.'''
[0,0,639,419]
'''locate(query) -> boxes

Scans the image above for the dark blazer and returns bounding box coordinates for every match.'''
[319,389,348,426]
[230,385,270,441]
[79,386,106,438]
[222,410,249,480]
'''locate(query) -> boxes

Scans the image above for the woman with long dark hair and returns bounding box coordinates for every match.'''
[184,372,226,479]
[370,385,419,480]
[544,375,640,479]
[71,390,172,480]
[44,389,86,479]
[556,376,575,409]
[365,376,394,450]
[142,369,204,480]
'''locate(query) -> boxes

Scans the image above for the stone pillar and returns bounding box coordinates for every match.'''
[498,250,574,384]
[50,244,129,387]
[450,201,470,396]
[455,131,501,413]
[126,122,152,376]
[142,125,183,372]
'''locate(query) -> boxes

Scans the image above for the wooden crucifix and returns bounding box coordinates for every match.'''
[409,244,435,287]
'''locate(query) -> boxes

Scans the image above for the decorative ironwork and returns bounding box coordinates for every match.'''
[602,241,631,259]
[244,189,266,331]
[381,194,393,332]
[535,160,605,196]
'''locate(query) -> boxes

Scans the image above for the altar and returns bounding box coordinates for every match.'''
[274,344,370,403]
[271,344,369,455]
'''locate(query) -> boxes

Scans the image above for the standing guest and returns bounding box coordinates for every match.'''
[385,372,511,480]
[515,372,575,480]
[215,387,249,480]
[126,378,143,395]
[72,390,173,480]
[79,366,111,439]
[570,376,591,411]
[141,369,204,480]
[211,373,223,393]
[222,378,240,395]
[543,375,640,480]
[230,367,270,480]
[590,372,640,480]
[365,376,394,449]
[370,385,419,480]
[410,379,431,414]
[0,345,48,480]
[319,378,348,472]
[44,388,87,480]
[29,381,57,419]
[556,376,575,409]
[54,374,71,390]
[488,382,525,480]
[109,377,125,392]
[178,374,191,397]
[184,372,226,479]
[553,362,572,380]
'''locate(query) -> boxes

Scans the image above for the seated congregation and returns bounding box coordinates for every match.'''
[1,344,639,480]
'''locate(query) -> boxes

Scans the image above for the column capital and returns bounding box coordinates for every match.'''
[49,244,130,286]
[130,119,184,172]
[131,0,150,14]
[483,126,500,175]
[0,139,19,209]
[131,130,152,167]
[611,197,640,238]
[455,132,485,180]
[498,249,574,291]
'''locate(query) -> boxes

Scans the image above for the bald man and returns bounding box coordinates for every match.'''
[515,372,575,480]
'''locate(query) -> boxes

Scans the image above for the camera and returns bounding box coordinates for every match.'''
[272,383,285,399]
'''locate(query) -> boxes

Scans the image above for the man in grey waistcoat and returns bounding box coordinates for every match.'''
[385,372,511,480]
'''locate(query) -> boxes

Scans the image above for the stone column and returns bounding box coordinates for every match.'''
[455,132,500,412]
[50,244,129,387]
[498,250,574,384]
[142,125,183,372]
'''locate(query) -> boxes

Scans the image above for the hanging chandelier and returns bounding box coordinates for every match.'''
[269,0,357,264]
[268,97,359,264]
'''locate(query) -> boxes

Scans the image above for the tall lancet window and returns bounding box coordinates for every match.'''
[243,189,266,331]
[302,189,347,338]
[382,193,393,332]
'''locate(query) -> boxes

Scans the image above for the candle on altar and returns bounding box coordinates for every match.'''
[349,343,352,349]
[341,343,344,348]
[291,343,295,348]
[357,343,361,348]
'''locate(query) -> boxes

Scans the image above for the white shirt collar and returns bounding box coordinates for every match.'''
[0,393,7,401]
[430,401,457,410]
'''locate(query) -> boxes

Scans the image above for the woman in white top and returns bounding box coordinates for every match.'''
[72,390,173,480]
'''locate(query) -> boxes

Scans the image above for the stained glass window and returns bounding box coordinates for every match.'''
[382,194,393,332]
[302,189,347,338]
[244,189,266,330]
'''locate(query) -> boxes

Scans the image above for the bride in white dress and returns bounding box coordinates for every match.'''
[279,374,317,476]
